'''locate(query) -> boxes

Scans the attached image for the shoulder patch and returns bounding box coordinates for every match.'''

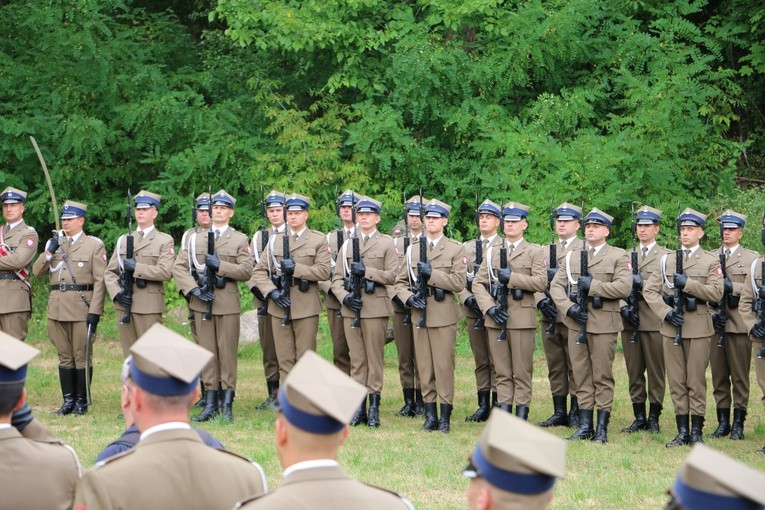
[462,255,467,265]
[26,238,35,247]
[716,265,723,276]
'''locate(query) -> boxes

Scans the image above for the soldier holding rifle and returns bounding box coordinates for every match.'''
[550,208,631,443]
[643,208,723,447]
[104,190,174,357]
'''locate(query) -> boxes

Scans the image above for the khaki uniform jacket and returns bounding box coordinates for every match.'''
[709,245,760,334]
[330,231,397,318]
[459,236,497,319]
[393,237,466,328]
[643,248,723,338]
[251,229,331,320]
[387,234,416,313]
[621,243,672,333]
[0,220,38,313]
[74,428,267,510]
[550,243,632,334]
[0,426,81,510]
[246,227,285,308]
[32,234,107,320]
[104,229,174,314]
[320,228,354,310]
[473,238,547,329]
[174,227,252,315]
[235,465,412,510]
[533,237,584,323]
[739,257,765,333]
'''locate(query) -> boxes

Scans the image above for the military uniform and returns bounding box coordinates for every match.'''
[104,191,174,357]
[178,193,212,349]
[322,225,355,375]
[707,210,760,439]
[32,200,106,415]
[643,208,723,447]
[393,199,466,433]
[550,208,632,443]
[251,194,331,381]
[473,203,546,420]
[174,190,253,421]
[0,187,38,342]
[738,255,765,454]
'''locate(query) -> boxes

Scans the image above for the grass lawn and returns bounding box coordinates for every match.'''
[22,303,765,509]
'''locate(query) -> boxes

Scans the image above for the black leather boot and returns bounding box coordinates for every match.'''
[515,405,529,421]
[709,407,730,438]
[498,403,512,413]
[194,380,206,408]
[621,402,648,433]
[665,414,690,448]
[593,409,611,444]
[422,402,438,431]
[255,380,279,411]
[647,402,662,434]
[414,389,426,417]
[538,395,568,427]
[396,388,416,417]
[192,390,219,422]
[729,408,746,440]
[368,393,381,428]
[52,366,76,415]
[220,389,235,421]
[491,391,498,408]
[465,391,491,422]
[71,368,89,416]
[350,398,367,426]
[568,396,580,429]
[690,414,705,444]
[438,403,453,433]
[567,409,594,440]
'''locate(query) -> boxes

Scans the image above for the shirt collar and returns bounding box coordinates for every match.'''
[640,241,656,253]
[290,227,308,238]
[283,459,339,478]
[7,220,23,230]
[137,225,155,237]
[725,244,740,255]
[0,423,12,430]
[139,421,191,441]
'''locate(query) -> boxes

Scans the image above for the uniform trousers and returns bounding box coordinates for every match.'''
[119,312,162,357]
[413,324,456,405]
[754,341,765,408]
[0,312,30,342]
[710,332,752,409]
[542,321,577,397]
[195,313,240,391]
[48,319,90,368]
[272,314,319,381]
[623,329,666,404]
[327,306,350,375]
[258,309,279,381]
[663,336,711,415]
[568,331,618,410]
[488,327,535,406]
[345,317,387,393]
[393,310,419,389]
[466,322,494,392]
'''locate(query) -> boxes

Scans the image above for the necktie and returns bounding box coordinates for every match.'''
[137,231,144,241]
[429,241,435,251]
[346,229,352,238]
[293,233,299,241]
[724,248,731,261]
[215,229,221,240]
[68,237,74,244]
[363,235,369,247]
[508,242,515,255]
[641,246,648,260]
[560,240,566,251]
[684,249,691,261]
[482,239,488,250]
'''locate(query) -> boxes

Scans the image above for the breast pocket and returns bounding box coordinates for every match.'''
[729,267,748,284]
[138,250,160,264]
[218,247,239,262]
[511,259,532,276]
[593,268,614,283]
[688,269,707,284]
[363,252,384,269]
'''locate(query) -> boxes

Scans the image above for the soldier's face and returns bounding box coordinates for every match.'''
[466,478,490,510]
[212,205,234,226]
[2,203,24,224]
[62,217,85,236]
[267,206,284,227]
[503,219,527,242]
[196,209,211,229]
[357,211,380,234]
[585,223,609,246]
[722,227,743,247]
[556,218,579,239]
[478,213,500,236]
[407,213,422,231]
[338,205,354,223]
[424,215,447,236]
[636,223,659,244]
[287,210,308,230]
[679,225,704,247]
[134,206,157,228]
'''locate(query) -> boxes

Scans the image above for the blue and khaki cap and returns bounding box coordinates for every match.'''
[635,205,662,225]
[678,208,707,227]
[670,444,765,510]
[555,202,582,221]
[277,351,367,435]
[128,324,213,397]
[356,196,381,214]
[406,196,426,216]
[424,198,451,218]
[60,200,87,220]
[463,410,566,496]
[585,208,613,228]
[0,331,40,384]
[719,209,746,229]
[265,190,286,208]
[1,187,27,205]
[285,193,311,211]
[211,189,236,208]
[503,202,530,222]
[337,189,359,207]
[477,199,501,219]
[195,192,211,212]
[134,190,161,209]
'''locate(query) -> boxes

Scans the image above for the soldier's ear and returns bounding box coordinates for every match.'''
[12,388,27,412]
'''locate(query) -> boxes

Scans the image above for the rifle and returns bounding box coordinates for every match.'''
[202,227,217,321]
[416,189,429,328]
[119,190,135,325]
[672,213,685,346]
[350,193,362,328]
[628,204,640,343]
[576,246,589,345]
[260,185,270,253]
[473,194,485,329]
[402,193,412,326]
[281,198,293,326]
[544,197,557,334]
[714,219,729,348]
[496,229,509,341]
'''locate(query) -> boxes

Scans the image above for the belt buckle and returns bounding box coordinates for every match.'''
[60,284,67,292]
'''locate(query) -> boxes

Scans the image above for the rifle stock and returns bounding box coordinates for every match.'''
[119,191,134,325]
[281,231,292,326]
[673,249,685,346]
[202,230,216,321]
[497,238,508,341]
[576,248,589,345]
[629,249,640,343]
[758,258,765,359]
[350,231,362,328]
[716,251,729,348]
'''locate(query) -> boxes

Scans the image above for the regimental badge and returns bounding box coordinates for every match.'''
[395,247,400,256]
[627,261,632,271]
[102,253,107,261]
[716,266,723,276]
[169,247,175,256]
[247,246,252,255]
[543,258,548,268]
[462,256,467,266]
[26,238,34,247]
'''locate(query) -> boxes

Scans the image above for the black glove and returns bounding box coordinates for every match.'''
[465,275,474,293]
[86,313,100,331]
[417,261,432,279]
[487,305,509,324]
[712,312,728,331]
[464,296,482,316]
[251,285,265,302]
[11,403,33,432]
[497,267,511,285]
[351,261,366,277]
[406,294,427,310]
[205,253,220,271]
[758,286,765,300]
[537,297,557,322]
[665,310,684,327]
[281,258,296,276]
[546,267,557,282]
[343,294,363,312]
[751,321,765,339]
[115,291,132,307]
[123,257,137,273]
[189,287,214,303]
[620,306,639,328]
[269,289,291,309]
[673,272,687,289]
[566,303,588,325]
[632,273,643,290]
[577,275,592,293]
[723,277,733,294]
[47,233,60,254]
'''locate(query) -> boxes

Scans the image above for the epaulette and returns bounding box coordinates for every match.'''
[445,237,462,247]
[360,482,415,510]
[93,444,138,468]
[26,225,37,233]
[310,228,326,237]
[609,245,627,256]
[377,233,393,241]
[743,247,761,257]
[88,235,104,245]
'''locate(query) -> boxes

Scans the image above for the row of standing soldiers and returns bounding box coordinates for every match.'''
[2,185,765,448]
